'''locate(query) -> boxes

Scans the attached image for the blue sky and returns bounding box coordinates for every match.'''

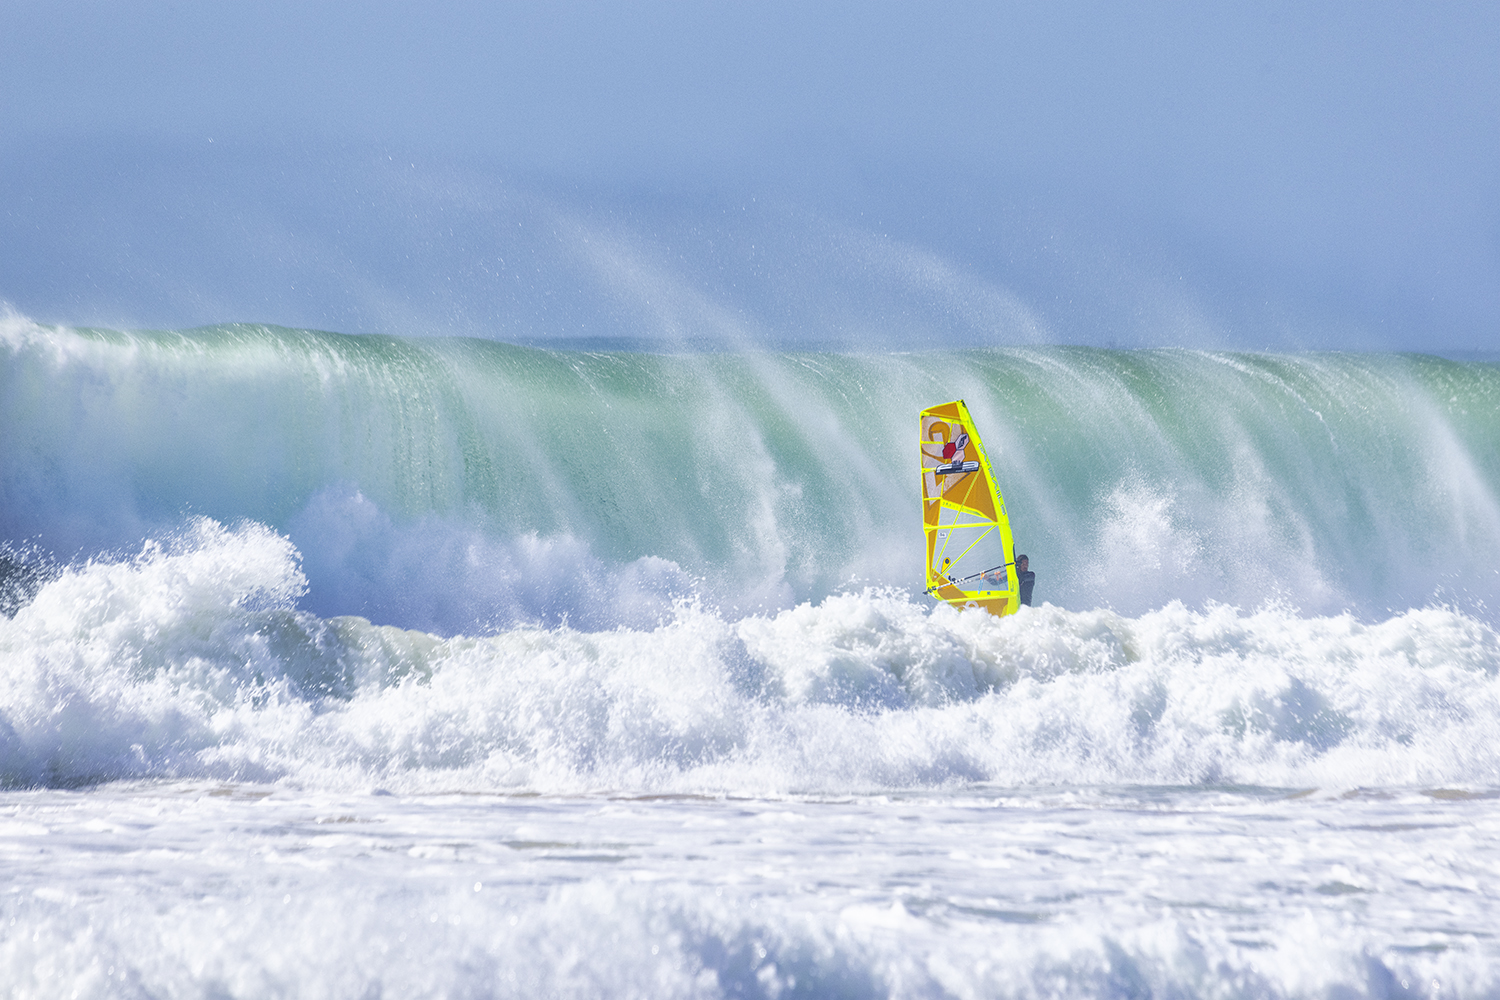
[3,0,1497,349]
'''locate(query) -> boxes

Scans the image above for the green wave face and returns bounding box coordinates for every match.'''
[3,320,1498,628]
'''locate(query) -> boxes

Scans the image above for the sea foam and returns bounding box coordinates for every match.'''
[3,520,1498,794]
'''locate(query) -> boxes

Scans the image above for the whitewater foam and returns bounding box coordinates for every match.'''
[3,520,1498,795]
[3,782,1496,999]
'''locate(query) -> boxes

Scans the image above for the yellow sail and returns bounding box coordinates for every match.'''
[920,399,1020,616]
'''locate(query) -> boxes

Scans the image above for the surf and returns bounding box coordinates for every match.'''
[4,318,1499,632]
[2,516,1499,793]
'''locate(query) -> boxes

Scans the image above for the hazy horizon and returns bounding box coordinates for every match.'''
[4,1,1497,350]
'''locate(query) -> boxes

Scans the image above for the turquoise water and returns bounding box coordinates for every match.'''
[4,320,1497,630]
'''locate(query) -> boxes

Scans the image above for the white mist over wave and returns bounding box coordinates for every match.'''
[3,519,1498,794]
[6,318,1500,625]
[288,487,697,633]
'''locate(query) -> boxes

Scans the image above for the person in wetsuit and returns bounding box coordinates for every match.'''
[980,555,1036,607]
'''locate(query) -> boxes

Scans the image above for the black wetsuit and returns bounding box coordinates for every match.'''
[1018,569,1035,607]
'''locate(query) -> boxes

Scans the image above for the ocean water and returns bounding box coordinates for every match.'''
[3,317,1500,997]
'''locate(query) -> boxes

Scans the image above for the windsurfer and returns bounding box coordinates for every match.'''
[1016,555,1035,606]
[981,555,1035,604]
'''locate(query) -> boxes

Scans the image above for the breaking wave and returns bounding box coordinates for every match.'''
[4,318,1500,632]
[3,519,1498,793]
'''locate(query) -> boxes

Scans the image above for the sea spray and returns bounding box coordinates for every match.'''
[5,320,1499,632]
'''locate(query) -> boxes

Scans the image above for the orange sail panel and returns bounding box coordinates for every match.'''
[920,400,1019,617]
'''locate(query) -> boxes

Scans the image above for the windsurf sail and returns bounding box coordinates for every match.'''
[920,399,1020,617]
